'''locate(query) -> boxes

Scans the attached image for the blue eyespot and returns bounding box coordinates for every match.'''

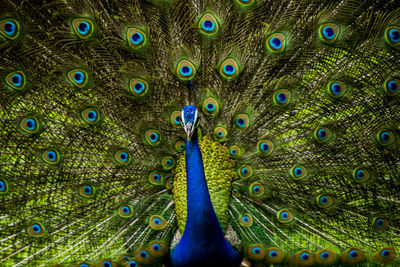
[12,74,23,87]
[153,218,161,225]
[317,129,327,139]
[74,71,85,83]
[252,185,260,193]
[252,247,261,254]
[134,82,145,93]
[381,249,390,258]
[131,32,144,45]
[122,206,130,214]
[202,20,215,32]
[128,261,137,267]
[223,64,236,75]
[236,118,245,127]
[0,181,4,191]
[331,83,341,95]
[78,21,90,35]
[269,250,278,257]
[242,216,249,222]
[32,223,42,233]
[387,80,398,93]
[379,131,390,143]
[206,103,215,112]
[140,251,149,258]
[356,169,365,179]
[322,26,335,40]
[276,92,287,103]
[150,133,159,141]
[260,142,269,152]
[320,251,329,259]
[348,250,358,259]
[280,212,288,219]
[84,185,92,194]
[293,167,302,177]
[87,110,97,121]
[153,173,161,182]
[269,37,282,49]
[180,66,193,76]
[230,149,237,155]
[153,244,161,251]
[47,151,56,161]
[300,252,309,261]
[389,28,400,43]
[26,119,36,130]
[319,196,328,204]
[80,264,89,267]
[166,159,172,166]
[241,168,248,175]
[4,21,16,35]
[103,261,111,267]
[120,152,129,162]
[376,218,384,227]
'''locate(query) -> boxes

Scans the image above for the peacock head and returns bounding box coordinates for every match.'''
[181,105,200,141]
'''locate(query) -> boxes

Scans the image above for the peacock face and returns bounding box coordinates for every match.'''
[181,105,200,140]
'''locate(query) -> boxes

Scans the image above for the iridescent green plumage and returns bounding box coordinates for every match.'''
[1,0,400,266]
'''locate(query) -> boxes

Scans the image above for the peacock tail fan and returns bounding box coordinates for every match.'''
[1,0,400,266]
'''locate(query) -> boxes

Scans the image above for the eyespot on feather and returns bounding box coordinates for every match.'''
[72,18,94,39]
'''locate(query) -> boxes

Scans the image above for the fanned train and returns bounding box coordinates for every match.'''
[0,0,400,266]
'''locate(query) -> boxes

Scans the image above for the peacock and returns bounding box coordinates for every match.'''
[1,0,400,266]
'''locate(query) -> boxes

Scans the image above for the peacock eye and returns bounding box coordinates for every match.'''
[236,0,254,6]
[0,178,9,194]
[257,140,274,156]
[328,81,347,98]
[165,177,174,190]
[219,58,239,79]
[213,126,228,141]
[277,209,293,223]
[316,194,334,208]
[352,167,370,183]
[267,33,286,53]
[128,260,138,267]
[28,222,46,237]
[175,140,186,152]
[149,171,163,185]
[118,204,133,218]
[233,114,249,130]
[249,182,265,198]
[176,60,196,81]
[149,240,167,257]
[129,78,149,97]
[127,28,147,48]
[290,164,308,181]
[385,26,400,47]
[149,215,167,230]
[238,165,253,179]
[145,130,161,146]
[239,213,253,227]
[199,14,219,35]
[42,149,61,164]
[377,129,395,146]
[6,71,26,90]
[228,145,241,158]
[266,248,284,263]
[384,78,399,96]
[68,69,88,87]
[202,97,219,116]
[314,127,332,143]
[319,24,339,43]
[114,150,131,165]
[72,18,94,38]
[170,111,182,128]
[161,156,175,170]
[372,216,388,231]
[81,108,100,125]
[273,89,292,107]
[20,116,40,134]
[0,19,20,39]
[80,184,96,198]
[247,244,266,260]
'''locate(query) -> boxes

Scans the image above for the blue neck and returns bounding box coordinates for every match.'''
[170,131,241,267]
